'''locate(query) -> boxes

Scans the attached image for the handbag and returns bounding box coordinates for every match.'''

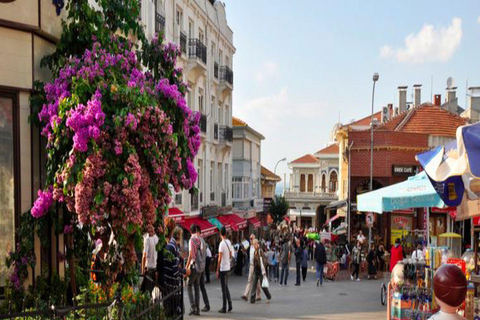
[260,254,269,288]
[262,276,269,289]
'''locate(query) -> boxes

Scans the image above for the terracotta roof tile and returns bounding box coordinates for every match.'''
[315,143,339,155]
[291,154,319,164]
[347,111,382,127]
[261,166,281,181]
[232,117,247,127]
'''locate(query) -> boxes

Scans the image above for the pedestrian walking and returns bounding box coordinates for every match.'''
[314,240,326,287]
[301,245,308,282]
[234,246,244,276]
[140,225,159,294]
[250,239,272,304]
[217,226,233,313]
[280,237,291,286]
[186,224,202,316]
[366,244,377,280]
[205,243,212,283]
[274,247,280,282]
[195,225,210,312]
[295,238,302,286]
[376,245,385,272]
[266,246,274,281]
[241,234,261,301]
[351,241,362,282]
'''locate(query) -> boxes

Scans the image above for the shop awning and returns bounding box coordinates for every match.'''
[178,217,217,237]
[217,214,248,231]
[326,200,347,210]
[324,211,346,226]
[168,207,186,223]
[289,209,316,217]
[208,218,223,230]
[247,217,261,228]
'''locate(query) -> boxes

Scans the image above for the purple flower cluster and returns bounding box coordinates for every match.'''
[66,90,105,152]
[31,187,53,218]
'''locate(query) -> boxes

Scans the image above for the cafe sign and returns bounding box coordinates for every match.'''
[392,165,417,176]
[201,205,218,219]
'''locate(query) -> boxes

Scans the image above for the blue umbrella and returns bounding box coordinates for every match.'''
[416,122,480,203]
[357,171,445,214]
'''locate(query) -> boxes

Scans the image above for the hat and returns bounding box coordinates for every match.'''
[433,264,467,308]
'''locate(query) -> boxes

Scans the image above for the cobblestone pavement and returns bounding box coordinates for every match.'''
[184,265,386,320]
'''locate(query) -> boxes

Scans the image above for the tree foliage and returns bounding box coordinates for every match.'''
[269,195,290,225]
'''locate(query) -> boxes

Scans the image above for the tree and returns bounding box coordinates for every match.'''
[269,195,290,225]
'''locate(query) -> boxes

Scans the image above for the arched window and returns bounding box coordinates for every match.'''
[307,174,313,192]
[300,174,306,192]
[329,171,338,192]
[321,174,326,193]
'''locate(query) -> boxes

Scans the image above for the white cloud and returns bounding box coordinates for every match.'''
[380,18,462,63]
[478,16,480,24]
[254,61,280,82]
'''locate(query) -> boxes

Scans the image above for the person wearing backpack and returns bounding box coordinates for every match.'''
[186,224,202,316]
[216,226,233,313]
[195,225,210,312]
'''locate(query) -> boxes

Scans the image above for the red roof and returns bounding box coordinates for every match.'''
[247,217,261,228]
[217,214,248,231]
[291,154,319,164]
[316,144,339,155]
[168,207,185,222]
[232,117,247,127]
[348,111,382,127]
[178,217,217,237]
[377,103,466,137]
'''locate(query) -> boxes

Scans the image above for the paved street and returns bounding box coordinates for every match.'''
[184,266,386,320]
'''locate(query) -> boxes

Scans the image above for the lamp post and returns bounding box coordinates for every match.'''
[369,72,379,246]
[274,157,287,195]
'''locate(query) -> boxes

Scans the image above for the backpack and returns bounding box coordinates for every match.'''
[196,236,206,273]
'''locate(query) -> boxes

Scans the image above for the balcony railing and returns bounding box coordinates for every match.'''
[180,32,187,54]
[188,39,207,64]
[219,125,233,143]
[219,66,233,85]
[214,62,219,79]
[210,192,215,202]
[284,191,338,200]
[155,12,165,33]
[222,192,226,207]
[214,123,219,139]
[200,114,207,133]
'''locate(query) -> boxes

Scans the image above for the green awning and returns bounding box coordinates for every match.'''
[208,218,223,230]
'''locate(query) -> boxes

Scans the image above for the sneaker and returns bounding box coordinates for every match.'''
[218,309,226,313]
[201,306,210,312]
[317,279,319,287]
[350,275,354,281]
[241,295,248,301]
[266,299,271,304]
[228,306,233,312]
[356,278,361,282]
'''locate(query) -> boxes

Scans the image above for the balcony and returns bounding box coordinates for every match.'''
[188,39,207,73]
[200,114,207,134]
[180,32,187,54]
[155,12,165,33]
[284,191,338,203]
[214,123,219,140]
[219,125,233,145]
[219,66,234,93]
[214,62,219,80]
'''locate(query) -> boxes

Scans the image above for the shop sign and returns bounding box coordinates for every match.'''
[392,165,417,176]
[474,217,480,226]
[447,258,466,274]
[201,205,218,219]
[263,198,272,213]
[392,216,411,229]
[320,232,331,241]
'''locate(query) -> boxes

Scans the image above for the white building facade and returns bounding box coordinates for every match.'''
[141,0,235,216]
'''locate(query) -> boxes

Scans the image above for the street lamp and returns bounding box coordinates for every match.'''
[274,157,287,196]
[369,72,379,246]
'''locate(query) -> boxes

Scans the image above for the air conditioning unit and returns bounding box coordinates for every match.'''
[382,106,389,123]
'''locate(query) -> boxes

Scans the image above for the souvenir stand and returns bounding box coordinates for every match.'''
[357,172,446,320]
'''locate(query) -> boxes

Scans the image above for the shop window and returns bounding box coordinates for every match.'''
[0,92,18,287]
[329,171,338,193]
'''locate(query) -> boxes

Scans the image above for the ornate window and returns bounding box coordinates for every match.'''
[300,174,306,192]
[329,171,338,192]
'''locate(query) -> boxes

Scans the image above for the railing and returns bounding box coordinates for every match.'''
[284,191,338,200]
[214,123,218,139]
[210,192,215,202]
[188,39,207,64]
[200,114,207,133]
[222,192,226,207]
[219,125,233,143]
[155,12,165,33]
[180,32,187,54]
[191,193,199,210]
[0,282,183,320]
[219,66,233,85]
[214,62,219,79]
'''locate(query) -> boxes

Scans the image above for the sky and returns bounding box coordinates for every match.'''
[222,0,480,184]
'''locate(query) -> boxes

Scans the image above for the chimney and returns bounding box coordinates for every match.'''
[398,86,408,113]
[388,103,393,117]
[446,87,458,113]
[434,94,441,106]
[467,87,480,122]
[413,84,421,108]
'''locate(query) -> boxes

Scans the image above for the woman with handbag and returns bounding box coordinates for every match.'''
[250,239,272,304]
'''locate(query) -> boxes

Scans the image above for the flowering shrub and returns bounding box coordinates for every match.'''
[32,34,200,284]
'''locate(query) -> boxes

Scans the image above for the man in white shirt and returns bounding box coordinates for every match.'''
[217,226,233,313]
[241,234,261,301]
[412,243,425,262]
[141,226,159,293]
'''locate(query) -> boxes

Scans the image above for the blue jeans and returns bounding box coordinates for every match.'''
[280,262,289,285]
[316,262,324,285]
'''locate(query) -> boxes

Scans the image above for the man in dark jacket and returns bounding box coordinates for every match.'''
[294,238,302,286]
[314,240,327,287]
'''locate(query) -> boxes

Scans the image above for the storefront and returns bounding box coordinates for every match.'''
[217,214,247,244]
[166,207,186,223]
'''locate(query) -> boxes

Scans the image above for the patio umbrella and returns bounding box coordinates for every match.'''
[416,122,480,204]
[357,171,445,214]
